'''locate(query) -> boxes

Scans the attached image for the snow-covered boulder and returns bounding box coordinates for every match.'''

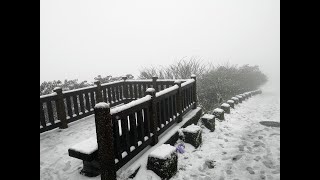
[212,108,225,121]
[147,144,178,179]
[221,103,231,114]
[179,124,202,148]
[241,94,247,100]
[243,93,248,99]
[227,100,235,108]
[231,97,239,104]
[236,95,243,103]
[201,114,215,132]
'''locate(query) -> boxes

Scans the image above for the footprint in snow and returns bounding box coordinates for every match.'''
[262,160,275,169]
[253,141,265,148]
[226,169,233,175]
[246,167,255,174]
[238,145,245,152]
[260,174,266,179]
[232,155,243,161]
[254,156,261,161]
[62,161,71,171]
[272,169,280,174]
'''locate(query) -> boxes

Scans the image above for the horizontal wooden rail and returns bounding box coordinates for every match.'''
[93,75,198,180]
[40,76,193,134]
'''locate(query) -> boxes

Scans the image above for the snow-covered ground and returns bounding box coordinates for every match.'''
[40,86,280,180]
[133,87,280,180]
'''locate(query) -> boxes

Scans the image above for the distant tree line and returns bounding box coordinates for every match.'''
[40,57,267,113]
[40,74,134,96]
[139,57,268,112]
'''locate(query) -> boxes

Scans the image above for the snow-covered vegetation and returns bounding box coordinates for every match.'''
[139,58,268,112]
[40,74,134,96]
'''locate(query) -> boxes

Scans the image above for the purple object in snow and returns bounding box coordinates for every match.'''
[176,143,185,154]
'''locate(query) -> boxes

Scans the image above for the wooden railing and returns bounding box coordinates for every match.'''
[93,76,197,179]
[40,76,192,133]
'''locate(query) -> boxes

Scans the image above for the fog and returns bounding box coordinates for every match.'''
[40,0,279,89]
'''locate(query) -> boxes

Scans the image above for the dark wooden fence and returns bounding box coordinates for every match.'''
[40,76,196,134]
[93,75,197,179]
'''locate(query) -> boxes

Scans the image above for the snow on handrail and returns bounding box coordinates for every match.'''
[110,95,152,115]
[181,79,195,87]
[40,92,57,99]
[156,85,179,97]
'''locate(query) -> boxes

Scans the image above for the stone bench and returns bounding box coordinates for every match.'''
[227,100,235,108]
[221,103,231,114]
[201,114,215,132]
[231,97,239,104]
[213,108,225,121]
[245,92,251,98]
[147,144,178,179]
[179,124,202,148]
[68,137,100,177]
[241,94,247,100]
[236,95,243,103]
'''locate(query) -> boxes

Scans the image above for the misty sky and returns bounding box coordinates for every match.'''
[40,0,280,87]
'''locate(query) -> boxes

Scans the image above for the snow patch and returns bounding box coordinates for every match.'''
[69,137,97,155]
[227,100,234,103]
[149,144,176,160]
[94,102,110,109]
[110,95,151,114]
[231,97,239,101]
[201,114,214,119]
[213,108,224,113]
[221,103,230,107]
[156,85,179,97]
[182,124,202,133]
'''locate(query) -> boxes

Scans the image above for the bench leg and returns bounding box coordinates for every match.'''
[80,160,100,177]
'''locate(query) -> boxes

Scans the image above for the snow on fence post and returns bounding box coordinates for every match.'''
[94,80,103,103]
[146,88,159,146]
[174,80,182,123]
[122,76,128,100]
[53,87,68,129]
[94,102,116,180]
[191,74,197,109]
[152,76,159,92]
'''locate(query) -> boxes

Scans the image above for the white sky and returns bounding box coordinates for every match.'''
[40,0,280,87]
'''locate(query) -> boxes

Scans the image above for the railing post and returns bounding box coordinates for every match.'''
[94,80,103,103]
[53,87,68,129]
[191,74,197,109]
[174,80,182,123]
[122,76,128,100]
[146,88,158,145]
[94,102,116,180]
[152,76,158,92]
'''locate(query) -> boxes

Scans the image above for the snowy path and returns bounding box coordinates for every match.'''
[134,89,280,180]
[171,90,280,180]
[40,88,280,180]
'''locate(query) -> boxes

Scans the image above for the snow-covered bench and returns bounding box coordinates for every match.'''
[68,137,100,177]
